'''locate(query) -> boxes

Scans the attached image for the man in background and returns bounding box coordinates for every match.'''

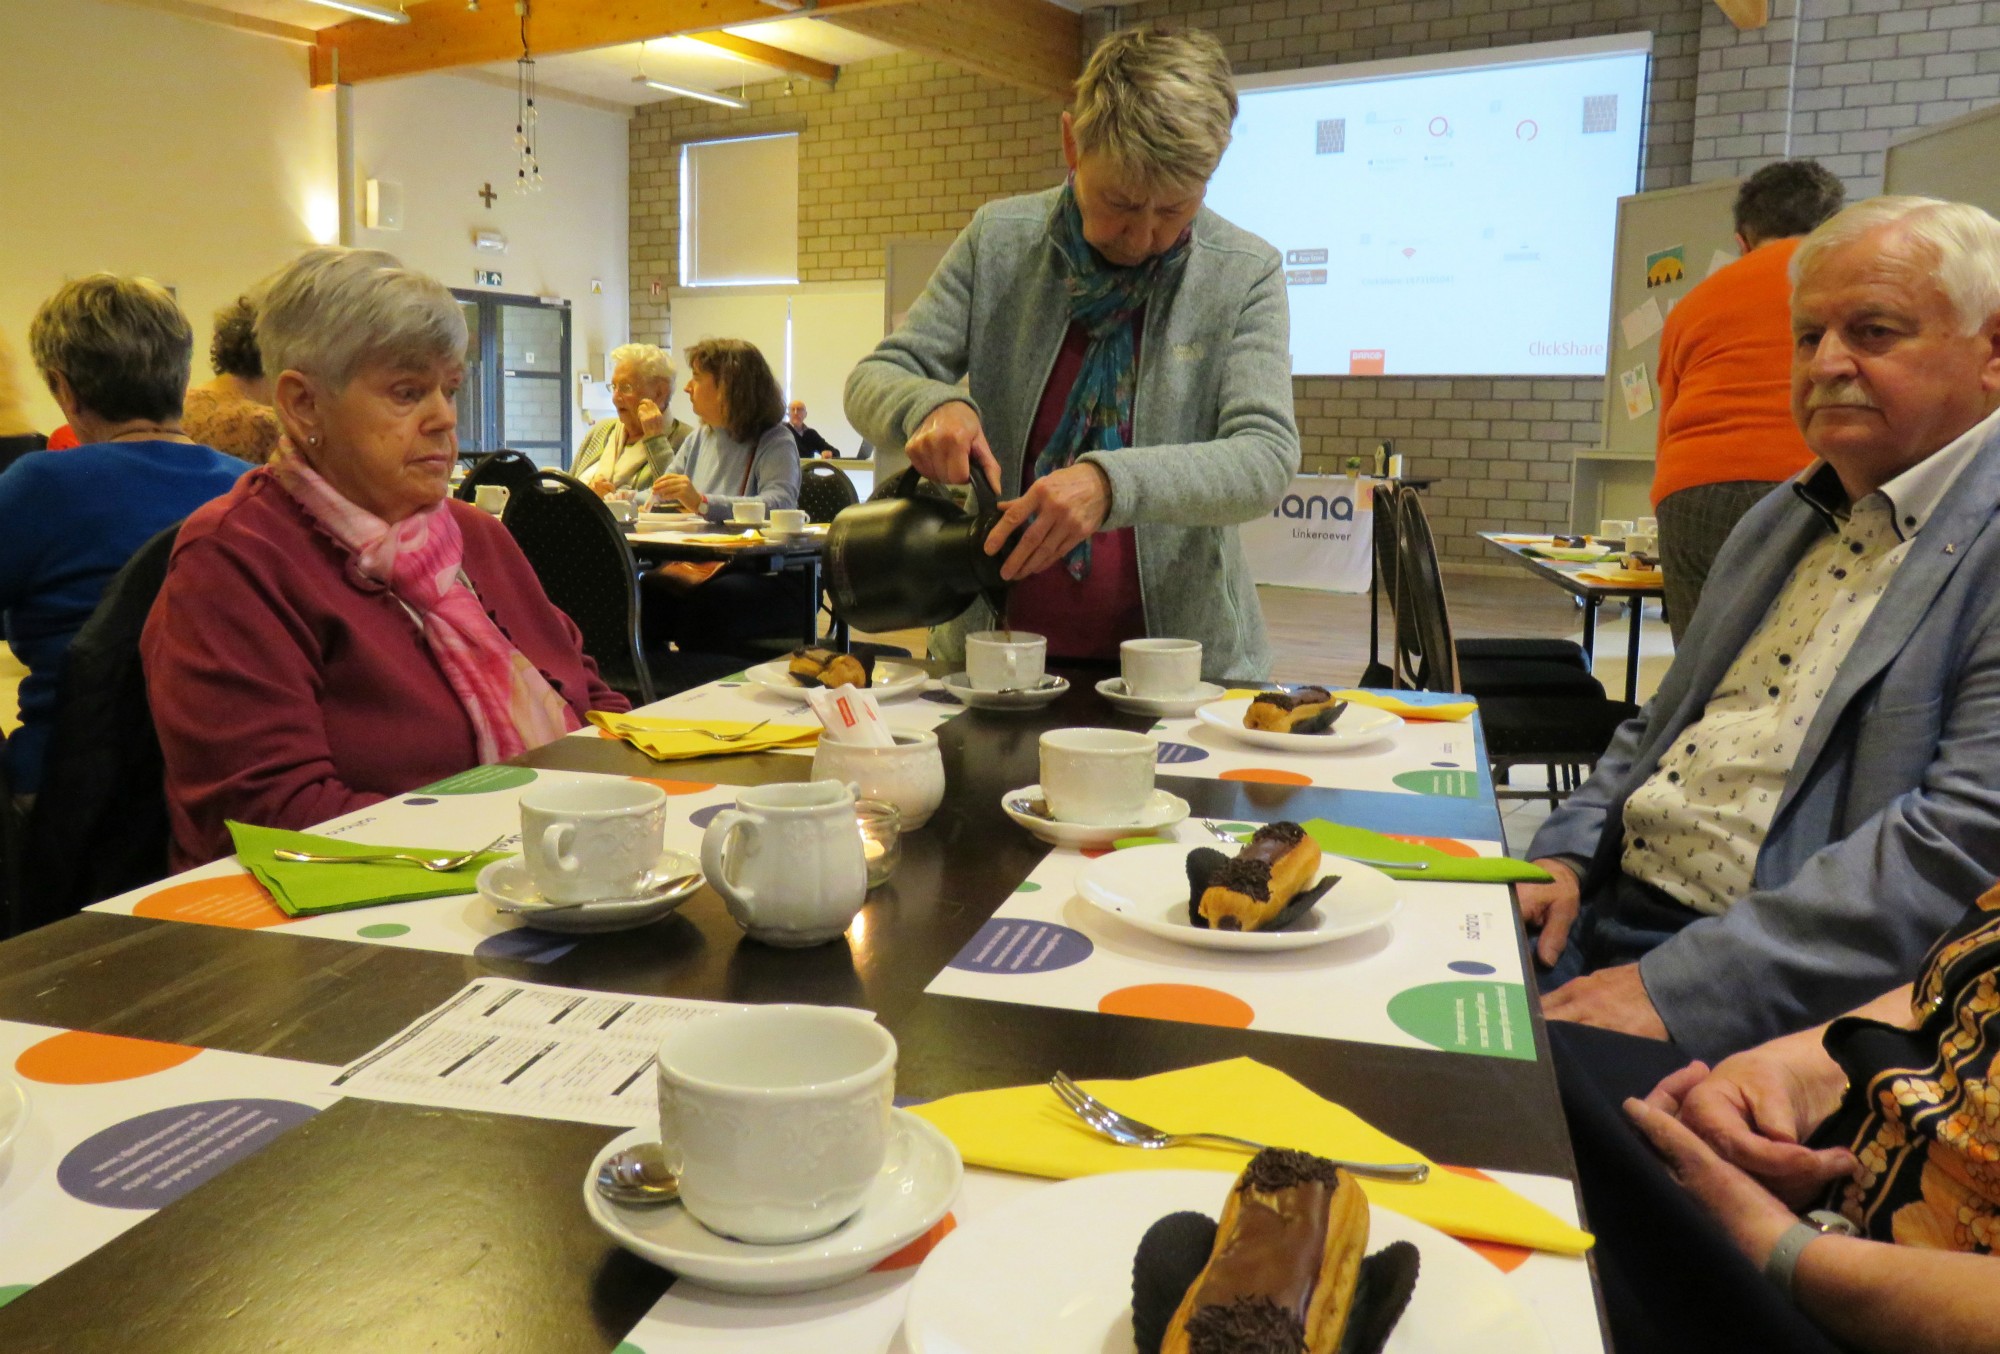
[1654,159,1846,645]
[785,401,838,459]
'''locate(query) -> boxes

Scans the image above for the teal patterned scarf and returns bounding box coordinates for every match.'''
[1037,181,1192,580]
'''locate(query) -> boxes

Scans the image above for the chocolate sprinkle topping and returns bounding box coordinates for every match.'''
[1249,691,1299,713]
[1249,821,1308,850]
[1186,1296,1308,1354]
[1240,1147,1345,1193]
[1211,857,1274,902]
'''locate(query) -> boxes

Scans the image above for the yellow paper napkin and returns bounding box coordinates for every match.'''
[588,711,819,761]
[1223,688,1477,723]
[908,1058,1592,1254]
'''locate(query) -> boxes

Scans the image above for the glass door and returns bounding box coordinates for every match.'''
[450,289,573,468]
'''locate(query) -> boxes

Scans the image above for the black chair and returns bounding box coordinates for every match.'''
[799,462,859,524]
[499,471,658,707]
[14,523,183,932]
[455,450,541,503]
[1389,486,1636,805]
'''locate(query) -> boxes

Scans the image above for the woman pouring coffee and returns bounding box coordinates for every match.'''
[844,23,1298,682]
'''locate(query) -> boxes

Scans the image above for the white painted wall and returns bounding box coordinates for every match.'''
[350,74,631,455]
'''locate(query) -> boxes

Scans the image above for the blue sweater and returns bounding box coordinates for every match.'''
[666,423,801,522]
[0,441,247,793]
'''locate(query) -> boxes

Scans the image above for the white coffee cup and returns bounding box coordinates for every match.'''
[1039,727,1156,826]
[1635,516,1659,534]
[656,1004,895,1244]
[812,730,945,830]
[1626,530,1659,554]
[475,484,511,517]
[1120,637,1203,699]
[732,499,767,524]
[518,778,667,903]
[965,630,1046,692]
[1596,518,1634,542]
[770,507,809,535]
[700,780,869,946]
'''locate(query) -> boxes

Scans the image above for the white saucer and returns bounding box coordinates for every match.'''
[1093,676,1226,718]
[1001,785,1189,848]
[477,850,703,933]
[1195,695,1404,752]
[758,525,811,542]
[584,1111,962,1295]
[1074,841,1401,951]
[903,1170,1549,1354]
[0,1074,28,1182]
[941,671,1070,710]
[745,657,930,703]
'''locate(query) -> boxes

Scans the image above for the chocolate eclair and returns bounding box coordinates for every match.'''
[787,646,873,689]
[1244,687,1348,734]
[1195,823,1326,931]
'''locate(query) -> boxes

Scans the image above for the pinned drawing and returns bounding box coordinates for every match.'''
[1645,245,1686,288]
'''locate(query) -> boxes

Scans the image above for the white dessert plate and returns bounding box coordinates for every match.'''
[902,1169,1550,1354]
[1074,841,1400,951]
[941,671,1069,710]
[477,849,702,933]
[584,1111,962,1295]
[0,1074,28,1182]
[1195,696,1403,752]
[1094,677,1227,718]
[1000,786,1189,849]
[744,658,930,703]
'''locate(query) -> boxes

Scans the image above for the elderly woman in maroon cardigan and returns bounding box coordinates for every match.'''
[143,247,629,868]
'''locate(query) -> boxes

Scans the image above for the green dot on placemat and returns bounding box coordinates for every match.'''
[357,923,411,939]
[1386,981,1534,1060]
[612,1343,647,1354]
[1392,769,1481,798]
[1213,822,1253,836]
[1012,880,1042,893]
[1112,835,1171,850]
[0,1285,32,1309]
[416,765,538,795]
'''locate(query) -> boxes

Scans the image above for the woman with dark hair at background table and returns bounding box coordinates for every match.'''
[143,247,627,868]
[181,291,282,465]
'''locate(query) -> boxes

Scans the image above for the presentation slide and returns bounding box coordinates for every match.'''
[1206,43,1649,378]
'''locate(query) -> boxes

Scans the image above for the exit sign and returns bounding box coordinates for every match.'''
[474,269,503,286]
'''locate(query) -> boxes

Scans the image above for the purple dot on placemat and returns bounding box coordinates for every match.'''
[921,689,959,706]
[892,1093,931,1109]
[688,803,731,830]
[402,797,440,806]
[948,918,1093,974]
[58,1099,319,1210]
[1155,742,1209,765]
[474,929,580,964]
[1430,762,1459,769]
[1448,960,1498,976]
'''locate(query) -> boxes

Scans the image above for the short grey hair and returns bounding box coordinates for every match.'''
[1793,195,2000,336]
[1071,24,1238,193]
[609,343,675,387]
[29,274,192,423]
[256,246,467,390]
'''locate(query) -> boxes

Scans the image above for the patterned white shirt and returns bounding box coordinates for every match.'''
[1620,405,2000,916]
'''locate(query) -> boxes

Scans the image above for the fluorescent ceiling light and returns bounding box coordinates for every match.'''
[633,75,749,109]
[303,0,411,22]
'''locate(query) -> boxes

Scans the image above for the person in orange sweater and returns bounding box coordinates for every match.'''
[1654,160,1846,645]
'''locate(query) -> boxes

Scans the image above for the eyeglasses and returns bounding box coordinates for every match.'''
[610,382,643,396]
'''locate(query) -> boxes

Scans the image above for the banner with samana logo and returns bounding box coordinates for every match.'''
[1241,474,1374,593]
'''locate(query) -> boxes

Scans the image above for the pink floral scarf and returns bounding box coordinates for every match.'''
[271,447,580,762]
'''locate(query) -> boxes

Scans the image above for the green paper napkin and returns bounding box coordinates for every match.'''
[228,820,513,917]
[1216,819,1553,884]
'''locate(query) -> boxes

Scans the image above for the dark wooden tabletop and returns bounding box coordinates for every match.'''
[623,530,824,567]
[1479,532,1664,601]
[0,668,1591,1353]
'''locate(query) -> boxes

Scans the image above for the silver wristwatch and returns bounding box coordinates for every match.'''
[1764,1209,1860,1301]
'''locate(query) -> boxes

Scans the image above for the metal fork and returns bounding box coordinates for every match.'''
[1198,819,1428,872]
[273,833,510,873]
[1048,1071,1429,1183]
[615,718,774,743]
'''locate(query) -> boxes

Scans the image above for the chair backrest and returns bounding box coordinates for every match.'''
[1389,485,1462,694]
[798,462,860,524]
[455,450,541,503]
[499,471,656,706]
[16,522,183,931]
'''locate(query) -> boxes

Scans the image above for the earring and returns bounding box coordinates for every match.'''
[308,435,320,446]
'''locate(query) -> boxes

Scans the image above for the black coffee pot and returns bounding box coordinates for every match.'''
[825,467,1026,632]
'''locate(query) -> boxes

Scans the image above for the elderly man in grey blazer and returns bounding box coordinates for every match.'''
[1523,195,2000,1061]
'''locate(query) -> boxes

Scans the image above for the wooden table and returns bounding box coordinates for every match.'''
[1478,533,1664,705]
[0,672,1599,1352]
[624,527,829,648]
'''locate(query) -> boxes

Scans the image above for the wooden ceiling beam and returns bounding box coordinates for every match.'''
[686,31,838,84]
[310,0,911,86]
[824,0,1080,103]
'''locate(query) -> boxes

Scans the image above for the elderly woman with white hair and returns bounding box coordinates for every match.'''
[845,23,1298,682]
[572,342,691,495]
[142,247,629,868]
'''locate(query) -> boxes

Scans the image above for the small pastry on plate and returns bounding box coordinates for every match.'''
[1244,687,1348,734]
[1186,822,1335,932]
[787,646,874,689]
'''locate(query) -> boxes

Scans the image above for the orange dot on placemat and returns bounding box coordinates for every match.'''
[631,777,717,796]
[1438,1165,1533,1271]
[132,875,291,930]
[16,1030,201,1084]
[1098,984,1255,1028]
[1385,833,1479,859]
[1218,768,1312,787]
[871,1213,957,1271]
